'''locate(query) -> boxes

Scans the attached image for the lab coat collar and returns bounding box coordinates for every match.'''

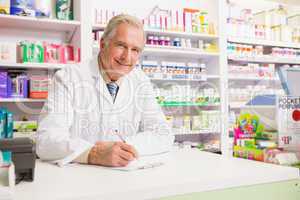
[89,55,132,105]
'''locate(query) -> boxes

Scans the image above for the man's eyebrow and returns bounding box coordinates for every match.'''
[114,41,142,51]
[114,40,127,45]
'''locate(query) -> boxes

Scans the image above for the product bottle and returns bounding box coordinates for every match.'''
[56,0,73,20]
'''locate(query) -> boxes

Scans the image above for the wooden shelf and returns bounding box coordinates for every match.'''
[228,75,279,81]
[228,36,300,49]
[0,62,75,70]
[144,45,219,58]
[148,74,220,82]
[0,98,47,103]
[230,101,275,109]
[228,55,300,64]
[93,43,219,58]
[92,24,219,41]
[0,14,80,33]
[159,101,220,107]
[144,28,218,40]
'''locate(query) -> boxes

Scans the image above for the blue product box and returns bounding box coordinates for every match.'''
[0,71,11,98]
[8,72,29,98]
[10,0,35,16]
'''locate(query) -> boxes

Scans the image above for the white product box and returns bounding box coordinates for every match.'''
[0,42,17,63]
[253,11,271,26]
[184,12,192,33]
[287,15,300,28]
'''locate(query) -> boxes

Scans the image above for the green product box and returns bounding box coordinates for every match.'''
[56,0,73,20]
[0,108,7,139]
[13,121,38,132]
[233,145,264,162]
[19,41,44,63]
[2,151,12,165]
[0,111,5,139]
[6,111,13,138]
[0,108,14,138]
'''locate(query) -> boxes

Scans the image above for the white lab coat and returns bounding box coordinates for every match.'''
[36,57,174,166]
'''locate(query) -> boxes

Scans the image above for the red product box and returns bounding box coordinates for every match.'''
[29,76,49,99]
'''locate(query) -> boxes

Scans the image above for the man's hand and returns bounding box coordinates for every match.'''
[88,141,138,167]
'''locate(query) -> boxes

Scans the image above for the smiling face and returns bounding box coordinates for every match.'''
[99,23,144,81]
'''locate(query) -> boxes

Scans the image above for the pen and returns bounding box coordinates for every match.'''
[114,129,126,143]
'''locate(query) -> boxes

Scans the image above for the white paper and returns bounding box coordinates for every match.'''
[111,152,169,171]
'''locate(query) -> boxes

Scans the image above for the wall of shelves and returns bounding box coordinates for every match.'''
[0,0,86,124]
[1,0,300,157]
[91,0,225,153]
[226,0,300,157]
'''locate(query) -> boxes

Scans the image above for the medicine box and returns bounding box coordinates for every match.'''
[29,75,49,99]
[56,0,73,20]
[0,0,10,14]
[13,120,38,133]
[0,42,17,63]
[0,71,11,98]
[0,108,13,139]
[34,0,51,18]
[10,0,35,17]
[287,15,300,28]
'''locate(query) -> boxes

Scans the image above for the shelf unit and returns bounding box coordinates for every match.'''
[0,0,89,122]
[144,28,218,40]
[93,43,220,58]
[4,0,299,157]
[150,74,220,82]
[92,24,219,40]
[228,75,279,81]
[225,0,300,157]
[0,62,73,70]
[0,14,81,32]
[159,102,220,107]
[143,45,219,58]
[91,0,225,153]
[0,98,47,103]
[228,55,300,64]
[228,37,300,49]
[229,102,276,109]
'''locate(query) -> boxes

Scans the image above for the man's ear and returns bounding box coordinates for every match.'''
[100,38,105,50]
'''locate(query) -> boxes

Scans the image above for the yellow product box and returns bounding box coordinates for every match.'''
[183,115,191,131]
[191,115,202,131]
[271,25,292,42]
[165,116,174,128]
[0,0,10,14]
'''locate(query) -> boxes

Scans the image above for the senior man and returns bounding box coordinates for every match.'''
[36,14,174,167]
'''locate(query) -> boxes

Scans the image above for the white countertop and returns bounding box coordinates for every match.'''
[13,149,299,200]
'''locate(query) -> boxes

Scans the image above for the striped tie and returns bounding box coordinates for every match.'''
[107,82,119,102]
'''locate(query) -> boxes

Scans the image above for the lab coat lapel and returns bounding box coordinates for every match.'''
[88,55,114,105]
[114,73,134,109]
[95,76,114,105]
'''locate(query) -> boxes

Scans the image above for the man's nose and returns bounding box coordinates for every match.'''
[120,49,132,63]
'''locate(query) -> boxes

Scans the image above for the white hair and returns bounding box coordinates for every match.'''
[101,14,145,47]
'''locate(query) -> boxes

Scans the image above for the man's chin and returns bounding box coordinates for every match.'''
[110,73,127,81]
